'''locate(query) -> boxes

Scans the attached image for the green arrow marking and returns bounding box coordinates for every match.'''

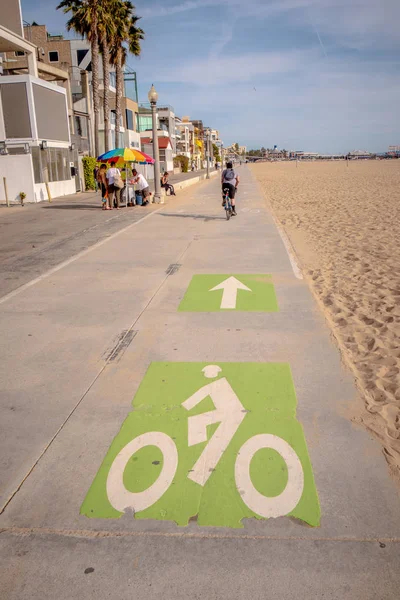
[178,275,278,312]
[81,362,320,528]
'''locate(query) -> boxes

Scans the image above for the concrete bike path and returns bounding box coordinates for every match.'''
[0,166,399,598]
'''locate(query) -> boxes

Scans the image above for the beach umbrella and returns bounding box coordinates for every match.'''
[97,147,154,165]
[97,148,155,207]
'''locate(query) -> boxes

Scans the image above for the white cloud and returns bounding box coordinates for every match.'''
[156,49,317,86]
[140,0,217,19]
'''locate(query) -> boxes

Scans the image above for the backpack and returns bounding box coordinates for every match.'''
[224,169,235,181]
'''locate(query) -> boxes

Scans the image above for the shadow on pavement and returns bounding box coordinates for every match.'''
[41,204,103,210]
[158,213,225,222]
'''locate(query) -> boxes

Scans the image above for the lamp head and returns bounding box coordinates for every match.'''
[148,84,158,104]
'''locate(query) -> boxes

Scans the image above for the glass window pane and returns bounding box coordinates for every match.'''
[40,148,49,183]
[32,146,42,183]
[56,149,65,181]
[49,148,58,182]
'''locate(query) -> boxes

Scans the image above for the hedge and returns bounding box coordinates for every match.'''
[173,154,189,173]
[82,156,97,190]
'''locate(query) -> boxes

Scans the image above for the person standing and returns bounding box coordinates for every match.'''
[106,161,122,210]
[97,163,110,210]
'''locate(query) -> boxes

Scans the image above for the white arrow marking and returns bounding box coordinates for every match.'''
[209,276,252,309]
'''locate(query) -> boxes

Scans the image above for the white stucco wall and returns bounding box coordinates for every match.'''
[34,179,76,202]
[125,129,141,149]
[0,154,35,204]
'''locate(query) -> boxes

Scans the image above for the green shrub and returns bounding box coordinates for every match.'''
[174,154,189,173]
[82,156,97,190]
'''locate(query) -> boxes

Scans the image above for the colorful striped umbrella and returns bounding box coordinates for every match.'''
[97,147,155,165]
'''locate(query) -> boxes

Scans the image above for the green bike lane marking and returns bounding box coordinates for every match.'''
[81,362,320,528]
[178,274,278,312]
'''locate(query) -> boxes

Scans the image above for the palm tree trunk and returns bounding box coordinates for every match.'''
[114,47,122,149]
[91,4,100,158]
[100,31,110,153]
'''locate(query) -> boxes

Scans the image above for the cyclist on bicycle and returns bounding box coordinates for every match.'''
[221,161,240,215]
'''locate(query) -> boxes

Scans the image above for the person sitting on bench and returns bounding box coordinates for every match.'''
[161,172,176,196]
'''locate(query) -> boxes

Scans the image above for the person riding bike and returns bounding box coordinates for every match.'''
[221,161,240,216]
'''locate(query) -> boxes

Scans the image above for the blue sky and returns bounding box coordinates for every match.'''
[21,0,400,153]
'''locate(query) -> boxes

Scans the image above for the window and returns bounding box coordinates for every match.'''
[76,49,88,64]
[109,72,116,88]
[126,109,134,131]
[49,51,59,63]
[15,51,25,57]
[32,147,70,183]
[75,116,83,137]
[32,147,42,183]
[110,110,122,126]
[56,149,67,181]
[48,148,58,181]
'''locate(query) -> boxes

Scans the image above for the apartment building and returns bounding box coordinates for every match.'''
[0,0,77,203]
[6,22,141,155]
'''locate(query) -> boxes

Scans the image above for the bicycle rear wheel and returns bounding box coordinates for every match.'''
[226,206,231,220]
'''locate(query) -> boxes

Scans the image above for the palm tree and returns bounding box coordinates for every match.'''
[57,0,101,158]
[110,1,144,148]
[97,0,115,153]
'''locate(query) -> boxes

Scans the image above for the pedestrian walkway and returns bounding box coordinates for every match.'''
[0,167,399,598]
[0,169,216,298]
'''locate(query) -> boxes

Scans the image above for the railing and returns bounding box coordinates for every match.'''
[138,102,175,113]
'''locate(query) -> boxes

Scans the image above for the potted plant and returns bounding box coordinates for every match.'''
[20,191,26,206]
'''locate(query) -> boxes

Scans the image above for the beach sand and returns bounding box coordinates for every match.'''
[251,160,400,475]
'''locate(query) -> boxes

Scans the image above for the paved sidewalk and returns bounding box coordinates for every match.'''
[0,168,216,298]
[0,166,399,599]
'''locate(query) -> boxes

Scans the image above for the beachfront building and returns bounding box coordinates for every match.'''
[0,0,77,203]
[140,135,173,174]
[7,22,142,155]
[265,147,287,160]
[179,116,203,169]
[175,117,192,160]
[137,102,176,154]
[348,150,373,159]
[289,151,319,160]
[388,145,400,158]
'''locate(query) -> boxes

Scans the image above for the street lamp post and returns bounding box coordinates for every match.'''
[148,84,161,204]
[206,129,210,179]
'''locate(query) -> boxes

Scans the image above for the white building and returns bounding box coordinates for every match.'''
[175,117,191,159]
[0,1,76,203]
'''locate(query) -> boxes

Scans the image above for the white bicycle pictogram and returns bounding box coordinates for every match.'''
[106,365,304,518]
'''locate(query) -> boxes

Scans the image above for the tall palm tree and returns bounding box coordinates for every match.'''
[57,0,101,158]
[110,1,144,148]
[97,0,115,153]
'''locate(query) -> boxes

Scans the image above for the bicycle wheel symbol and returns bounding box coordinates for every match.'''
[106,431,304,519]
[235,434,304,518]
[107,432,178,513]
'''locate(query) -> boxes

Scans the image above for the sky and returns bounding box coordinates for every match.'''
[21,0,400,153]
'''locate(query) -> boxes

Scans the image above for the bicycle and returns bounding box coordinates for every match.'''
[222,187,233,220]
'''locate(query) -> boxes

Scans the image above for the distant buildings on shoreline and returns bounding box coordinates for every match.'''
[248,146,400,162]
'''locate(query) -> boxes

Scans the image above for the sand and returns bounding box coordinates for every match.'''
[251,160,400,474]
